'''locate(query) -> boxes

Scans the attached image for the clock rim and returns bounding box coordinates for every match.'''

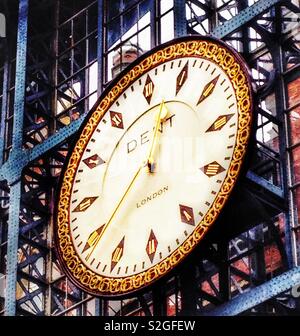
[54,34,254,298]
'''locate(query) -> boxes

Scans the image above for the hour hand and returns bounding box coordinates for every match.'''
[146,101,169,173]
[82,224,105,256]
[158,100,170,122]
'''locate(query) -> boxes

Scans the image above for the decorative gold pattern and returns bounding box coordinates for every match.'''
[56,38,252,296]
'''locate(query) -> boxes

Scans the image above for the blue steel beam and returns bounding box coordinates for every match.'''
[0,116,84,184]
[203,267,300,316]
[11,0,28,150]
[5,182,22,316]
[174,0,187,38]
[4,0,28,316]
[246,171,284,199]
[212,0,282,39]
[0,57,9,165]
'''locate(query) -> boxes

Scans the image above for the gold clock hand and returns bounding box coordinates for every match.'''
[145,100,169,173]
[84,164,143,261]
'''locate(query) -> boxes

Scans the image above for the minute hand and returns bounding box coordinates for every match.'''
[85,164,143,261]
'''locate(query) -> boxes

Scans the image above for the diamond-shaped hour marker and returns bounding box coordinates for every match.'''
[143,74,155,104]
[110,111,124,129]
[72,196,98,212]
[146,230,158,263]
[82,224,105,253]
[83,154,105,169]
[179,204,195,226]
[176,61,188,95]
[111,236,125,272]
[206,114,234,132]
[200,161,225,177]
[197,74,220,105]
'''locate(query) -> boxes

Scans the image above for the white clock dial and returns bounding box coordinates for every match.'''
[56,36,252,297]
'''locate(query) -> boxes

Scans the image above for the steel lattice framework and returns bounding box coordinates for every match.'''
[0,0,300,316]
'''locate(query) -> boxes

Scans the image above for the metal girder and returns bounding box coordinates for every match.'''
[0,58,8,165]
[204,267,300,316]
[174,0,187,38]
[4,0,28,316]
[272,18,295,269]
[5,182,22,316]
[12,0,28,150]
[246,171,284,199]
[0,116,84,184]
[212,0,282,39]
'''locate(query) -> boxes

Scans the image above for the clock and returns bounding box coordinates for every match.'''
[55,36,253,297]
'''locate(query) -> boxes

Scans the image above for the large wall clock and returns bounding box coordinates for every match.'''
[55,36,253,297]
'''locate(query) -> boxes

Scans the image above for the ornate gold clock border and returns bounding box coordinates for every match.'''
[56,36,252,297]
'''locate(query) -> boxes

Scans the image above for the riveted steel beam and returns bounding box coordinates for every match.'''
[11,0,28,150]
[5,182,22,316]
[0,57,8,165]
[4,0,28,316]
[0,116,84,185]
[174,0,187,38]
[204,267,300,316]
[212,0,283,39]
[246,171,284,200]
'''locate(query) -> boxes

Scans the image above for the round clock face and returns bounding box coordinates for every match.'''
[55,36,252,297]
